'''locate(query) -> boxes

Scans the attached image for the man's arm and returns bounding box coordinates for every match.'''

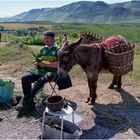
[35,61,59,68]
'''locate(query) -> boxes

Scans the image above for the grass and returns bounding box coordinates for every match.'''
[56,23,140,44]
[0,44,34,67]
[132,54,140,80]
[0,22,53,30]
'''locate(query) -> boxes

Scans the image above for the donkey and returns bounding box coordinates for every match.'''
[79,32,128,90]
[58,34,127,104]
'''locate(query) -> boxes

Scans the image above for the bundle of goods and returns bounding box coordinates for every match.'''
[105,43,135,76]
[39,116,82,139]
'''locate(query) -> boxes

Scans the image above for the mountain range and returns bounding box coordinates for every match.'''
[1,0,140,24]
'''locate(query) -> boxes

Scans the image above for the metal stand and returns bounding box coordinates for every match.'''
[49,82,57,96]
[41,105,74,140]
[49,74,59,96]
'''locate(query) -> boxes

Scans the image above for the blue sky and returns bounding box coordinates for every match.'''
[0,0,131,18]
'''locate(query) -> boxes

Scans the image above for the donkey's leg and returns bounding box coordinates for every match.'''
[117,76,122,91]
[87,75,98,105]
[108,75,117,89]
[90,78,98,104]
[86,78,92,103]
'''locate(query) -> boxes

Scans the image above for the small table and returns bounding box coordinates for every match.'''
[41,105,74,140]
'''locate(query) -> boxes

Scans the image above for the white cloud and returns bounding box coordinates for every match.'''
[0,12,14,17]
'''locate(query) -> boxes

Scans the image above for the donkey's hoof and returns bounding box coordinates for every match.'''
[88,99,95,105]
[108,84,114,89]
[85,97,91,103]
[88,98,95,105]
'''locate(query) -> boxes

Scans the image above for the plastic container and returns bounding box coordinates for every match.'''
[0,80,15,103]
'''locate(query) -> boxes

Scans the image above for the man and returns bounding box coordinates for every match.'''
[16,31,72,111]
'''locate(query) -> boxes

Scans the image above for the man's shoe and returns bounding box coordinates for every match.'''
[16,98,27,111]
[25,102,36,111]
[16,98,36,111]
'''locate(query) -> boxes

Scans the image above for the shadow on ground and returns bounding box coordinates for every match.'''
[16,93,49,119]
[80,88,140,139]
[16,93,77,119]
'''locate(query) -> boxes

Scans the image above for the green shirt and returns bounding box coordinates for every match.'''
[29,44,60,75]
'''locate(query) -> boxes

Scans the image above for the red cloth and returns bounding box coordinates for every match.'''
[96,36,121,49]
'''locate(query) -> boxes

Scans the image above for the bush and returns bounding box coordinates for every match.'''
[15,36,33,45]
[33,36,44,45]
[70,33,78,39]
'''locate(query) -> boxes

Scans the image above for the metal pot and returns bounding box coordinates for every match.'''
[46,95,65,112]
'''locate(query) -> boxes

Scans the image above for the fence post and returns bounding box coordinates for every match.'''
[0,33,1,42]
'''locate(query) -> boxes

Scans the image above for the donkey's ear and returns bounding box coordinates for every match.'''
[62,41,69,47]
[72,38,82,46]
[80,32,84,36]
[62,33,68,43]
[69,38,82,51]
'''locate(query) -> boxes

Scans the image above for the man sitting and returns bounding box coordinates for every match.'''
[16,31,72,111]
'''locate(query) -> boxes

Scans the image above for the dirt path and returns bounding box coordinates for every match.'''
[0,64,140,139]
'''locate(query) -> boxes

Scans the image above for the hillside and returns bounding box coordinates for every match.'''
[1,1,140,23]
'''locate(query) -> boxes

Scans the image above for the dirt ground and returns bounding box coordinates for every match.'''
[0,63,140,139]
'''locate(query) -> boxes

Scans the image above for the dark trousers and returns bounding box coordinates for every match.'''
[21,73,72,104]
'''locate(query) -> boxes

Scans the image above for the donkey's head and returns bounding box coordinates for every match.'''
[58,38,82,77]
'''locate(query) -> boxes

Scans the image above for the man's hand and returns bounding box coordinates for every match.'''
[34,61,59,68]
[36,61,50,68]
[33,62,38,67]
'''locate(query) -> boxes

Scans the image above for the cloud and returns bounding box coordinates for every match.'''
[0,12,14,17]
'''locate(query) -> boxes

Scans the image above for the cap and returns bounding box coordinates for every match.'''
[43,31,55,38]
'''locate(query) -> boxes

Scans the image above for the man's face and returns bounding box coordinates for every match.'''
[44,35,54,47]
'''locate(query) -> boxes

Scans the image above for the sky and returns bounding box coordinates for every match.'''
[0,0,132,18]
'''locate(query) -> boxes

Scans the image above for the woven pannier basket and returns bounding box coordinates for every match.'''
[105,43,135,76]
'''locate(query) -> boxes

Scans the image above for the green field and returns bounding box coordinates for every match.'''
[0,22,140,82]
